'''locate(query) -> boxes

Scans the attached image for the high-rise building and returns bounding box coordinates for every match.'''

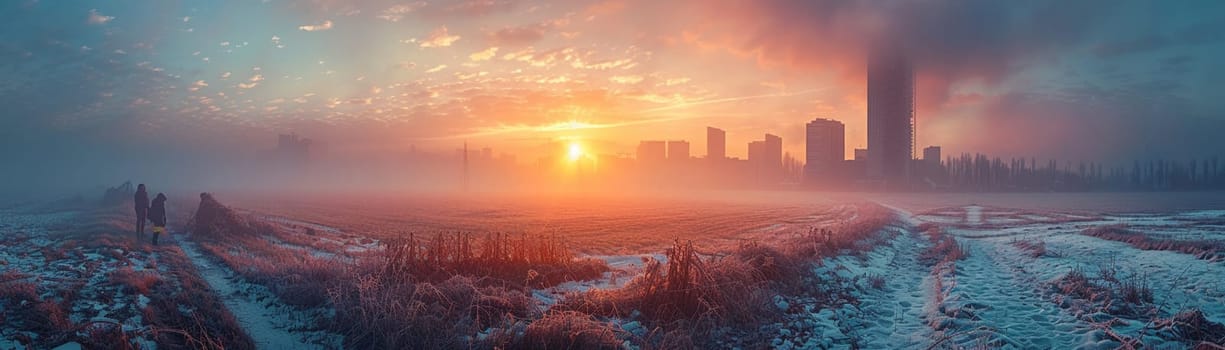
[764,133,782,170]
[805,118,845,182]
[706,127,726,160]
[923,146,941,165]
[867,47,915,183]
[667,140,690,161]
[747,140,765,166]
[636,141,667,163]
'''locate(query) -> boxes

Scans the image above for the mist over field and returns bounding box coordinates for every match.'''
[5,0,1225,349]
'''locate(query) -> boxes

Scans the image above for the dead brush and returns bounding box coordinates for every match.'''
[919,225,969,266]
[381,231,607,288]
[108,267,162,295]
[559,239,775,339]
[508,311,624,350]
[1010,238,1049,258]
[327,273,536,349]
[1083,225,1225,261]
[1152,309,1225,346]
[788,204,896,259]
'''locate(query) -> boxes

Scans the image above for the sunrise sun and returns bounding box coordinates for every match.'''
[567,142,584,161]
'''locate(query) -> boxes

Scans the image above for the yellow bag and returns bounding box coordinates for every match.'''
[152,226,166,234]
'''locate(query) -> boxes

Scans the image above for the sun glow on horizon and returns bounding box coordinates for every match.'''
[567,142,584,161]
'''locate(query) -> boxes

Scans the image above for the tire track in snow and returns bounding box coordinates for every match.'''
[940,239,1086,348]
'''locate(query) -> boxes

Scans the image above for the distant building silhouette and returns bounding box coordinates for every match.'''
[867,47,915,185]
[923,146,941,164]
[854,148,869,161]
[667,140,690,161]
[636,141,667,163]
[765,133,783,182]
[706,127,726,161]
[804,118,845,184]
[276,133,312,164]
[747,141,765,166]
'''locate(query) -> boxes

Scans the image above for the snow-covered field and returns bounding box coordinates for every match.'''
[3,193,1224,349]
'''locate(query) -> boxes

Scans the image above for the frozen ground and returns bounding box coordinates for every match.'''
[4,193,1224,349]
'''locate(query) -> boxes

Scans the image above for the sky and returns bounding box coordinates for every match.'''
[2,0,1225,192]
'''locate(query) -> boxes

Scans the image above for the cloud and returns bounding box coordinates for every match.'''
[237,74,264,89]
[378,2,427,22]
[469,47,499,61]
[298,20,333,32]
[419,26,461,48]
[486,22,555,46]
[609,75,644,84]
[425,64,447,73]
[87,9,113,25]
[424,0,517,18]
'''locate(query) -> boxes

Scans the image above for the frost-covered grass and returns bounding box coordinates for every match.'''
[0,204,252,349]
[1082,224,1225,261]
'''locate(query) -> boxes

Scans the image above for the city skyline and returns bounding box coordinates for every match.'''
[4,1,1225,192]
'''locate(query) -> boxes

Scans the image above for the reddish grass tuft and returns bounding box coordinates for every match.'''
[327,273,536,349]
[1082,225,1225,261]
[109,267,162,295]
[559,239,776,342]
[513,311,623,350]
[382,232,608,288]
[918,225,968,266]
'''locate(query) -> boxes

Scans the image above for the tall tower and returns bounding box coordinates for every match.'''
[463,141,469,191]
[805,118,845,183]
[706,127,726,161]
[867,47,915,184]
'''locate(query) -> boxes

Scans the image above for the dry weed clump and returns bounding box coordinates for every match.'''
[559,240,777,341]
[381,232,608,288]
[108,267,162,295]
[918,225,968,266]
[1011,238,1050,258]
[1049,266,1156,318]
[1082,225,1225,261]
[512,311,624,350]
[790,205,896,258]
[326,273,536,349]
[1151,309,1225,346]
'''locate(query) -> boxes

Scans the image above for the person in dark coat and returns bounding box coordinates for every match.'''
[148,193,167,245]
[134,184,149,236]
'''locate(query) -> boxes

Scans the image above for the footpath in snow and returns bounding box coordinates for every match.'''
[177,238,339,349]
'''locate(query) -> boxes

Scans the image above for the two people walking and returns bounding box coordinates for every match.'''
[134,184,167,245]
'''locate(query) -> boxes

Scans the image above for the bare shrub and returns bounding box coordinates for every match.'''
[1117,275,1153,305]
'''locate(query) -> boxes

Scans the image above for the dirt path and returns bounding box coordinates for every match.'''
[176,238,329,350]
